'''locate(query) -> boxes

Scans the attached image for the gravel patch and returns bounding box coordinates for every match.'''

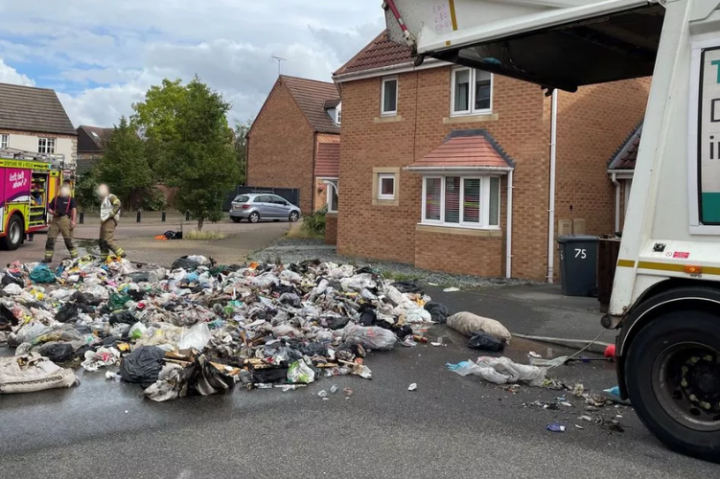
[272,237,325,247]
[249,240,534,289]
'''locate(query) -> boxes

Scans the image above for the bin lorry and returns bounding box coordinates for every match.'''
[383,0,720,460]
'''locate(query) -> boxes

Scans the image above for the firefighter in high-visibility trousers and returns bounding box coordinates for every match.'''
[97,184,126,260]
[43,184,78,263]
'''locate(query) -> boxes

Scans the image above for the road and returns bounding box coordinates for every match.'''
[0,329,716,479]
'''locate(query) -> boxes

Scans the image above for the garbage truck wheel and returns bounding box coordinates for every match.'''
[626,310,720,462]
[248,212,260,223]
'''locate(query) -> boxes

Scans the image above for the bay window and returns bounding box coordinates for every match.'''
[451,68,493,116]
[422,176,500,229]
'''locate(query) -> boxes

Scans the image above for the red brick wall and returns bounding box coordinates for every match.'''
[337,67,549,279]
[247,80,316,214]
[325,213,338,245]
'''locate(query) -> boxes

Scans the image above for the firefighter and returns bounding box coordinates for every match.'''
[43,184,78,263]
[97,184,126,260]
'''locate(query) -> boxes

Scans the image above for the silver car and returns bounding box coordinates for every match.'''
[229,193,301,223]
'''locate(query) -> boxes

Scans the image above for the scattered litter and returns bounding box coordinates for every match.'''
[468,331,504,352]
[408,383,417,391]
[318,390,328,398]
[447,312,511,343]
[528,351,542,359]
[442,287,460,292]
[343,387,353,397]
[447,357,546,386]
[585,394,609,408]
[502,384,521,394]
[561,401,574,408]
[572,383,585,397]
[580,415,593,422]
[546,422,566,433]
[575,424,584,430]
[0,258,442,401]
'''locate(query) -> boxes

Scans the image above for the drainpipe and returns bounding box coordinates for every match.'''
[611,172,620,233]
[547,90,558,284]
[505,170,514,278]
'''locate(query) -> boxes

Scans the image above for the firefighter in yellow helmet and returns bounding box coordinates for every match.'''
[97,184,126,260]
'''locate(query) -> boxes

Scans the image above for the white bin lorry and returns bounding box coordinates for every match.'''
[383,0,720,460]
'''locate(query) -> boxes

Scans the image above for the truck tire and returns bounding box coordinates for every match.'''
[0,215,24,251]
[626,310,720,462]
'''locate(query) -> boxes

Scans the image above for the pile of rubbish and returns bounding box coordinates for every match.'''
[0,256,449,402]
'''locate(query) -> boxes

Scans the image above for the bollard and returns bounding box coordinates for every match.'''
[161,211,166,222]
[136,211,141,223]
[79,212,85,225]
[185,211,190,221]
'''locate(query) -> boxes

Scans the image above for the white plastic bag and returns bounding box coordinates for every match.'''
[446,357,546,386]
[447,312,512,343]
[279,269,302,283]
[340,274,376,292]
[178,322,211,351]
[344,325,397,351]
[287,359,316,384]
[446,360,509,384]
[129,322,147,340]
[82,347,121,372]
[405,307,432,323]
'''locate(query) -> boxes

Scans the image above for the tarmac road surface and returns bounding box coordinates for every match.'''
[0,329,717,479]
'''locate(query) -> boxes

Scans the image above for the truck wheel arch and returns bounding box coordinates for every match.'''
[617,283,720,397]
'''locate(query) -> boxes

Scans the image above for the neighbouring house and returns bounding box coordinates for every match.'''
[76,125,112,176]
[331,31,650,281]
[0,82,77,165]
[608,123,642,233]
[247,75,340,215]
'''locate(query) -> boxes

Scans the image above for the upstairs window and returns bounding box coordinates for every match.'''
[0,134,7,149]
[381,77,398,116]
[377,173,396,200]
[422,175,500,229]
[38,138,55,154]
[451,68,493,116]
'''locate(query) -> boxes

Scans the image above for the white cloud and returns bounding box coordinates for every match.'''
[0,58,34,86]
[0,0,385,127]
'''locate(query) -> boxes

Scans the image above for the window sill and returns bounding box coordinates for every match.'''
[443,113,498,124]
[373,198,399,207]
[326,211,338,217]
[416,224,502,237]
[375,115,402,123]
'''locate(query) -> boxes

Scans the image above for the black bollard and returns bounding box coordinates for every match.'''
[79,212,85,225]
[185,211,190,221]
[161,211,166,222]
[136,211,141,223]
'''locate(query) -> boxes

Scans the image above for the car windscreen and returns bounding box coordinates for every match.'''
[234,195,249,203]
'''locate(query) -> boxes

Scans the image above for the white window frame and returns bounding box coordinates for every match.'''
[377,173,396,200]
[421,175,501,229]
[38,137,56,154]
[0,134,7,149]
[324,179,339,213]
[380,76,398,117]
[450,67,493,117]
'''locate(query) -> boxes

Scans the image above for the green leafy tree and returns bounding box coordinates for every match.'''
[96,117,155,204]
[131,79,187,144]
[166,78,240,230]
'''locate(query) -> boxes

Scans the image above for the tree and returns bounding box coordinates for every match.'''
[233,120,252,186]
[131,79,187,145]
[165,78,240,230]
[96,117,155,203]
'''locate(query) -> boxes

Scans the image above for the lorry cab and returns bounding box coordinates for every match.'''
[383,0,720,461]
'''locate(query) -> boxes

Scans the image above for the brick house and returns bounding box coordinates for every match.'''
[247,75,340,215]
[608,123,642,233]
[331,32,650,281]
[0,82,77,165]
[76,125,112,175]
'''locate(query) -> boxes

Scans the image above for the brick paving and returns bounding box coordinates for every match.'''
[0,221,289,267]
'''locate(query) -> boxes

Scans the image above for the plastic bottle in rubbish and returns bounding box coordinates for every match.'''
[325,367,350,377]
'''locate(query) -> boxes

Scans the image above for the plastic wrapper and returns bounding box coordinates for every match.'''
[0,353,77,394]
[82,347,121,372]
[447,312,512,343]
[344,325,397,351]
[130,322,148,340]
[447,357,546,386]
[340,274,376,292]
[287,359,316,384]
[404,306,432,324]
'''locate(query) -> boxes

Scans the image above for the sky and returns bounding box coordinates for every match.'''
[0,0,384,128]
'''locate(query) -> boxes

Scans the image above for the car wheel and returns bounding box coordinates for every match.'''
[0,214,24,251]
[289,211,300,223]
[248,212,260,223]
[626,309,720,462]
[231,217,241,223]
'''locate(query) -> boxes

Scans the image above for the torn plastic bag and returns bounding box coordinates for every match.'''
[279,292,301,307]
[322,316,350,330]
[82,347,121,372]
[144,363,189,402]
[0,303,19,330]
[129,322,147,340]
[358,304,377,326]
[252,366,289,383]
[468,332,505,352]
[178,322,211,351]
[447,357,547,386]
[279,269,302,283]
[0,353,77,394]
[3,283,23,296]
[2,272,24,288]
[446,360,510,384]
[424,301,449,323]
[287,359,316,384]
[273,323,303,338]
[447,312,512,343]
[109,311,136,326]
[38,342,75,363]
[171,256,202,271]
[120,346,166,388]
[344,325,397,351]
[189,355,238,396]
[55,303,80,323]
[340,274,376,292]
[405,306,432,323]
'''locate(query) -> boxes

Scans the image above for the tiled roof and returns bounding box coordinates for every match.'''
[0,82,76,136]
[408,130,515,170]
[323,99,340,110]
[315,142,340,178]
[334,30,413,77]
[608,123,642,170]
[78,125,113,152]
[281,76,340,134]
